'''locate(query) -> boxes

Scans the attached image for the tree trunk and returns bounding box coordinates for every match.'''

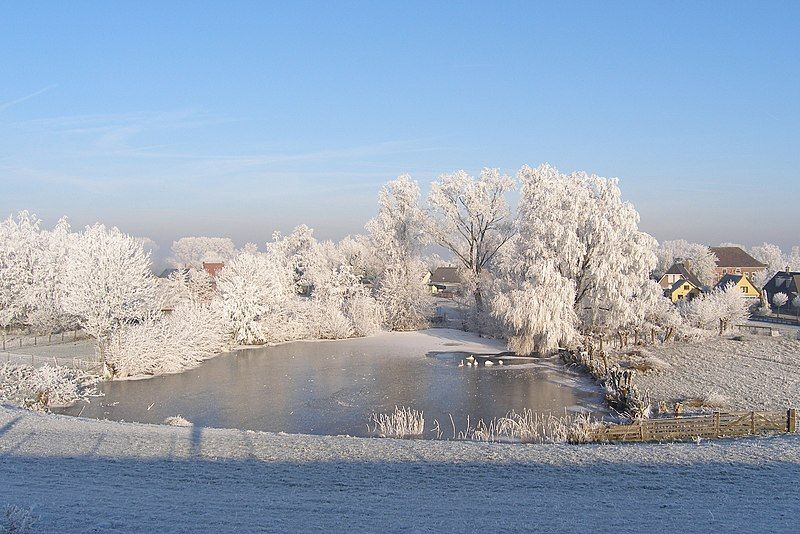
[473,288,484,313]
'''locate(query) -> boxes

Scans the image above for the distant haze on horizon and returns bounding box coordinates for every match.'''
[2,2,798,264]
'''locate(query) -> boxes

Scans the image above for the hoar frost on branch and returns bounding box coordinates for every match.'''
[427,168,516,312]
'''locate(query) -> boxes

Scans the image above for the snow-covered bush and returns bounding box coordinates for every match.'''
[106,302,230,377]
[0,363,99,410]
[307,297,354,339]
[347,294,384,337]
[376,262,432,331]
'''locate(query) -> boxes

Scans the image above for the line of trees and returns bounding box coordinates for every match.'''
[2,163,765,379]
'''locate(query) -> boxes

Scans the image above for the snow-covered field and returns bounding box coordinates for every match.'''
[1,406,798,532]
[618,335,800,411]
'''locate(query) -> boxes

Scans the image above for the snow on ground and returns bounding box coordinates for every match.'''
[616,335,800,411]
[1,405,798,532]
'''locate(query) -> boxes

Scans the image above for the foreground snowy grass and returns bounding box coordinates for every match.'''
[1,406,798,532]
[625,335,800,411]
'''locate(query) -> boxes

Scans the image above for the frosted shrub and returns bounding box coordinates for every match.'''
[0,363,99,410]
[347,294,384,337]
[308,298,354,339]
[106,301,230,377]
[370,406,425,438]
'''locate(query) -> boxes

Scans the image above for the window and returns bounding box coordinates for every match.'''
[684,284,690,290]
[723,269,728,275]
[677,294,684,300]
[735,268,741,274]
[742,287,748,293]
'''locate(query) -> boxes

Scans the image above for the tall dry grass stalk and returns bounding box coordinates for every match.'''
[370,406,425,438]
[457,409,597,444]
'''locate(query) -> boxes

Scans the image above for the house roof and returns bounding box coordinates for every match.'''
[430,266,461,284]
[663,262,704,288]
[716,274,750,290]
[763,271,800,295]
[202,262,225,277]
[708,247,766,268]
[668,278,699,295]
[159,268,178,278]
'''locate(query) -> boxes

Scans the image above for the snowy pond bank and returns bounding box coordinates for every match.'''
[54,329,604,437]
[2,405,799,532]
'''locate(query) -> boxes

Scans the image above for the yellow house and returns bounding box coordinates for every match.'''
[716,274,760,299]
[666,278,702,303]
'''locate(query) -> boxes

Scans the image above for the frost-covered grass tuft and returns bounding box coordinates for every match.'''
[685,391,728,409]
[624,355,671,373]
[370,406,425,438]
[457,410,598,444]
[0,363,99,411]
[2,504,39,534]
[164,415,193,427]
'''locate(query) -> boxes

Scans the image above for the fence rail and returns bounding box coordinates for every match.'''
[735,324,778,336]
[748,315,800,326]
[1,352,101,372]
[593,410,796,443]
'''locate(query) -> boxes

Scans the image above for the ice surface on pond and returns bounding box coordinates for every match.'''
[57,330,604,438]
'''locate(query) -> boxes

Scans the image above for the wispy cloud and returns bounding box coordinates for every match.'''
[0,85,57,113]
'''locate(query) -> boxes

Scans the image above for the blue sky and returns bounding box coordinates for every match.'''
[1,1,798,262]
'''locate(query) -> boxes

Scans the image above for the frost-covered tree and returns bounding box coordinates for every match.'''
[630,279,682,343]
[655,239,717,287]
[492,164,657,354]
[772,292,789,316]
[367,175,432,330]
[679,283,749,334]
[61,224,159,369]
[26,217,77,334]
[492,259,577,354]
[0,211,41,330]
[170,236,236,269]
[749,242,788,288]
[216,249,295,344]
[427,168,515,311]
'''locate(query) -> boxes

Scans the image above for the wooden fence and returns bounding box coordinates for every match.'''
[593,409,797,443]
[735,324,778,337]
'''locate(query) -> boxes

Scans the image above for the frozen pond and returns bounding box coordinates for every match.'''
[57,329,604,438]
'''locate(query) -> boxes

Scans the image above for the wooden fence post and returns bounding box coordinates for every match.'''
[750,411,756,434]
[714,411,721,436]
[789,409,797,433]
